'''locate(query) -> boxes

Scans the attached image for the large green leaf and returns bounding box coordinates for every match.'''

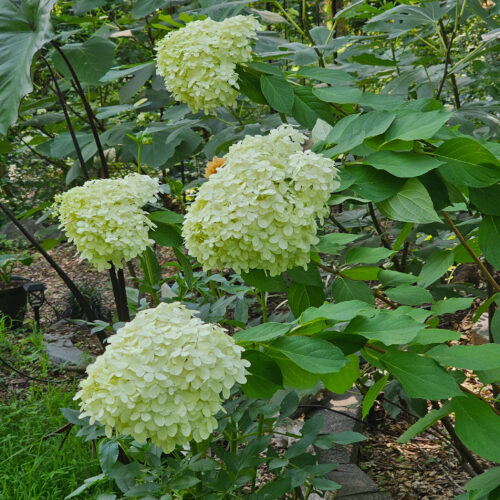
[435,138,500,188]
[362,373,389,419]
[349,165,405,202]
[234,322,291,344]
[464,467,500,499]
[469,184,500,216]
[300,300,375,324]
[52,36,115,86]
[331,277,374,305]
[453,395,500,462]
[385,110,452,141]
[417,249,454,288]
[242,350,283,399]
[380,351,462,400]
[321,354,359,394]
[428,344,500,370]
[291,86,336,129]
[364,151,443,178]
[269,336,347,374]
[295,66,354,85]
[346,310,423,345]
[377,178,441,224]
[479,215,500,269]
[260,75,294,114]
[0,0,56,134]
[385,285,434,306]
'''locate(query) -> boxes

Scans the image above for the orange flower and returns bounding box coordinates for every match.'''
[204,156,226,178]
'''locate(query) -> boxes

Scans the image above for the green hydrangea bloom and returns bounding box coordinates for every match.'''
[155,15,260,113]
[75,302,248,452]
[53,174,159,271]
[183,125,340,276]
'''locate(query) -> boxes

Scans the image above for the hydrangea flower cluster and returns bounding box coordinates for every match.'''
[155,15,261,113]
[183,125,340,276]
[75,302,248,452]
[53,174,159,271]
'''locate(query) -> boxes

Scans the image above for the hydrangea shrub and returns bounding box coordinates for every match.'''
[183,125,340,276]
[53,174,159,271]
[155,15,261,113]
[75,302,248,452]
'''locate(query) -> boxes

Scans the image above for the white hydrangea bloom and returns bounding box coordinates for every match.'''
[54,174,159,271]
[155,15,261,113]
[183,125,340,276]
[75,302,248,452]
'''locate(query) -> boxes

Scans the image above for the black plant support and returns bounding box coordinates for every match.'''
[0,202,106,348]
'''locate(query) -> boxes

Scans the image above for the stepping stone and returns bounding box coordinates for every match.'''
[43,329,93,368]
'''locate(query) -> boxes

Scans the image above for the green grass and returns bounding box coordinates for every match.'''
[0,318,113,500]
[0,386,113,500]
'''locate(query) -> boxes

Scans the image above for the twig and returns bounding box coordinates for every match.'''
[40,55,90,181]
[436,19,461,108]
[51,41,110,177]
[441,211,500,293]
[0,356,63,384]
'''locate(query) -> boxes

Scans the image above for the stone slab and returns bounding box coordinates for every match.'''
[328,464,380,497]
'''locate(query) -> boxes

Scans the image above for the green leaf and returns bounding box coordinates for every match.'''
[275,358,319,389]
[385,110,452,141]
[346,310,423,345]
[385,285,434,306]
[0,0,57,134]
[236,66,267,105]
[380,351,462,400]
[99,440,119,474]
[377,178,441,224]
[398,401,452,443]
[431,297,474,316]
[287,282,311,317]
[295,67,354,85]
[411,328,461,345]
[53,36,115,85]
[341,266,381,281]
[331,277,374,305]
[349,165,405,203]
[269,336,347,374]
[242,350,283,399]
[345,247,393,264]
[362,374,389,419]
[321,353,359,394]
[300,300,375,324]
[131,0,170,17]
[148,209,184,225]
[173,248,193,289]
[435,138,500,188]
[240,269,287,292]
[291,86,335,129]
[149,222,183,247]
[350,53,397,66]
[464,467,500,498]
[427,344,500,370]
[379,270,418,287]
[417,249,454,288]
[315,232,362,254]
[364,151,443,178]
[260,75,294,114]
[453,395,500,462]
[287,264,323,287]
[479,215,500,269]
[313,86,362,104]
[469,184,500,216]
[234,322,291,344]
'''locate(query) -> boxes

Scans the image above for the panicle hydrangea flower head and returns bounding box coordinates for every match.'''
[74,302,248,452]
[183,125,340,276]
[155,15,261,113]
[53,174,160,271]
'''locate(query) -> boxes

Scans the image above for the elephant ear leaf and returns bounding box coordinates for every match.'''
[0,0,57,134]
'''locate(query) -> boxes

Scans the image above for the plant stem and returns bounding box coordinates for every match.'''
[440,211,500,293]
[436,19,461,108]
[251,413,264,493]
[109,265,130,322]
[51,41,110,178]
[259,290,268,323]
[40,55,90,181]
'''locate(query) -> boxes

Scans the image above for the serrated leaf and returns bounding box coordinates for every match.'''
[365,151,443,177]
[234,322,291,343]
[260,75,294,113]
[427,344,500,370]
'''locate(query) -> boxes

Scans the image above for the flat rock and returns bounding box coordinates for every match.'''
[328,464,381,498]
[44,326,92,368]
